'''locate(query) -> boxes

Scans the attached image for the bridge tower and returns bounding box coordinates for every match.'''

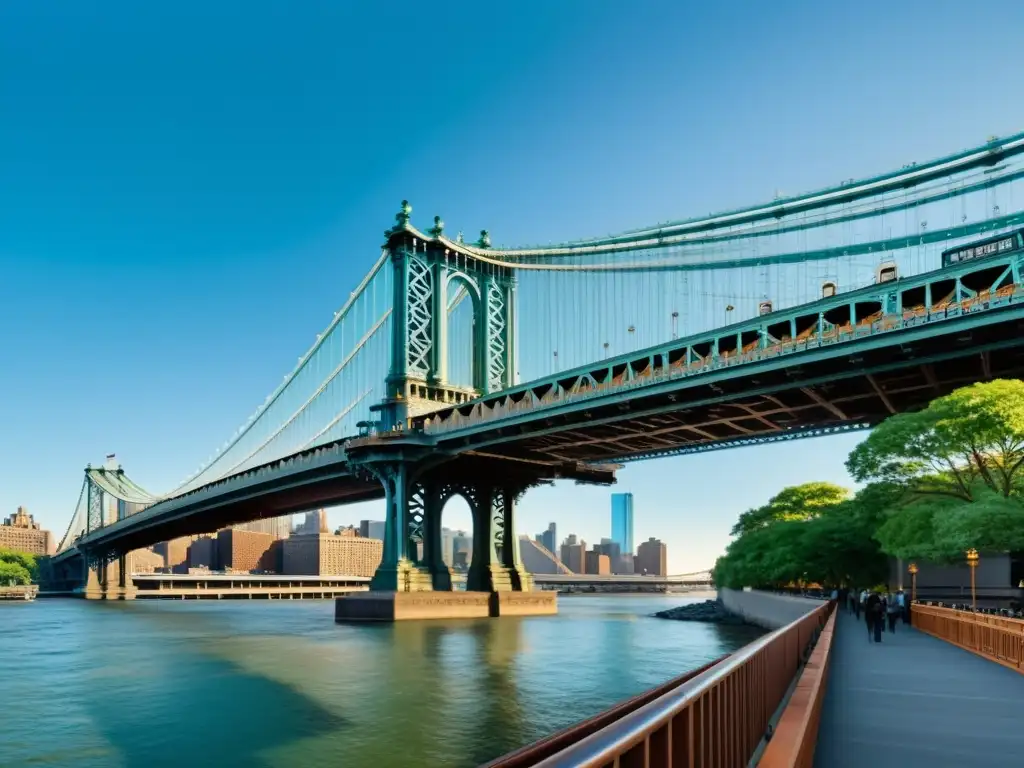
[50,463,144,599]
[337,202,544,614]
[371,200,517,431]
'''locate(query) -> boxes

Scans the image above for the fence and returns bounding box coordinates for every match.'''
[482,656,729,768]
[913,603,1024,673]
[758,607,837,767]
[498,600,831,768]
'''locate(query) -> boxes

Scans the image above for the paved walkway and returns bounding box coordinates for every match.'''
[814,608,1024,767]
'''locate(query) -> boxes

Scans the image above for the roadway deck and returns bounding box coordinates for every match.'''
[814,608,1024,767]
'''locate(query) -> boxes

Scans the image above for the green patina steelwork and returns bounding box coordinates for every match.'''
[419,249,1024,441]
[377,202,516,430]
[497,132,1024,255]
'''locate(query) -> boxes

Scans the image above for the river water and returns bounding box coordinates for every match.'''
[0,594,761,768]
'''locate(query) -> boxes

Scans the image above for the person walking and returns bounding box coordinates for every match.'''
[886,592,900,633]
[865,591,884,642]
[896,589,908,624]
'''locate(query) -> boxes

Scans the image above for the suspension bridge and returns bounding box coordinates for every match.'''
[49,132,1024,611]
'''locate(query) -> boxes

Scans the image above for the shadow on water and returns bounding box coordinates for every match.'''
[74,603,351,768]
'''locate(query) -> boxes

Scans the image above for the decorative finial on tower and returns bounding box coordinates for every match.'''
[391,200,412,233]
[477,229,491,249]
[429,215,445,237]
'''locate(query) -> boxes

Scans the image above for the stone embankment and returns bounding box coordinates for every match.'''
[654,598,749,625]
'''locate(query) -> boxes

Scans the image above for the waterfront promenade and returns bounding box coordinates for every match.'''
[814,609,1024,767]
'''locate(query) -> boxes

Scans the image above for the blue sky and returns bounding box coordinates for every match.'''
[3,1,1024,573]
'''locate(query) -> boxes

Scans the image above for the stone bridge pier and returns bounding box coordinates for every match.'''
[52,550,138,600]
[336,439,590,621]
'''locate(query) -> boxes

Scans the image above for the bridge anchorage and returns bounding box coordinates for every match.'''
[338,202,618,620]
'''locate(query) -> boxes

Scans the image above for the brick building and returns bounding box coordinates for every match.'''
[188,536,218,569]
[0,507,53,555]
[283,529,382,577]
[585,550,611,575]
[217,529,276,573]
[636,537,668,576]
[154,536,197,573]
[130,548,165,574]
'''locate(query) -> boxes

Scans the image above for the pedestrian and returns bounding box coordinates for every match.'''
[886,592,900,633]
[897,589,908,624]
[865,591,884,642]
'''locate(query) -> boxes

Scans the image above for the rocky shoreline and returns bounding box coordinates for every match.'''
[654,598,750,625]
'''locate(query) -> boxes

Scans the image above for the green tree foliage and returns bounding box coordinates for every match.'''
[847,379,1024,500]
[714,482,888,589]
[0,560,31,586]
[848,379,1024,560]
[0,548,40,582]
[730,482,850,536]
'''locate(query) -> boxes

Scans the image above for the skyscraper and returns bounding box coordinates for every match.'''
[294,509,328,535]
[610,493,634,554]
[539,522,557,555]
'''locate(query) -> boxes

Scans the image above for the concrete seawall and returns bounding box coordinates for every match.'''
[719,588,824,630]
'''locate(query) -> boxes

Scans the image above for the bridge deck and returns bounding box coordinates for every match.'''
[814,608,1024,767]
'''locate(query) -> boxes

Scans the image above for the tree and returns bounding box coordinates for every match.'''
[0,560,31,586]
[0,548,39,582]
[714,521,809,589]
[800,495,889,587]
[847,379,1024,559]
[715,481,888,589]
[730,482,851,536]
[847,380,1024,501]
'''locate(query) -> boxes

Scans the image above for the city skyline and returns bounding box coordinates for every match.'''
[6,3,1024,575]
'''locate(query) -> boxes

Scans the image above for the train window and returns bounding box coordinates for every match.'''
[758,300,773,316]
[876,262,898,284]
[822,281,837,298]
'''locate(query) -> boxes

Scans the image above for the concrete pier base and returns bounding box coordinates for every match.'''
[102,585,138,601]
[335,590,558,622]
[490,590,556,617]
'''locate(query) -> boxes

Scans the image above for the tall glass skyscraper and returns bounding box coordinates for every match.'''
[610,493,634,554]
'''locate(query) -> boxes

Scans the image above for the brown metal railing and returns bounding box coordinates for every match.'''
[913,603,1024,673]
[758,608,837,768]
[482,656,729,768]
[504,601,831,768]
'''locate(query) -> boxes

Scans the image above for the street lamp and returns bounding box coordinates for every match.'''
[966,549,980,610]
[907,562,918,603]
